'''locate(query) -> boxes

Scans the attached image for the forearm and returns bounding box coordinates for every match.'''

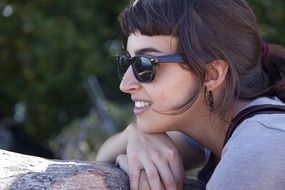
[167,131,206,170]
[96,130,128,163]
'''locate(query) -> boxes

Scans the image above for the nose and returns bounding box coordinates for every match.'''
[119,66,141,94]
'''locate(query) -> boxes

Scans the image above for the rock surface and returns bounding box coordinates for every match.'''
[0,149,205,190]
[0,149,129,189]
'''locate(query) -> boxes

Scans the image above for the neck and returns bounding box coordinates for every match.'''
[178,99,249,157]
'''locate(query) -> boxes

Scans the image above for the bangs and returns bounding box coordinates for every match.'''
[118,0,187,37]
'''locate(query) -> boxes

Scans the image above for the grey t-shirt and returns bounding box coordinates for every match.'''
[207,97,285,190]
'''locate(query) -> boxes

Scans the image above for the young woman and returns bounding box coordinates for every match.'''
[96,0,285,189]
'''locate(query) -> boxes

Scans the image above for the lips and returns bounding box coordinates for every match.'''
[132,99,152,115]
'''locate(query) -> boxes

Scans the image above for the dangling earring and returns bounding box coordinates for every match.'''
[205,87,214,112]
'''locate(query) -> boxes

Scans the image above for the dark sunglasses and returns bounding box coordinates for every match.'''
[116,53,185,83]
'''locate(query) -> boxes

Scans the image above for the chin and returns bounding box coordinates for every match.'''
[136,119,168,134]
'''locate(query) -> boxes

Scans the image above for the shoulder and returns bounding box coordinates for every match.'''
[230,112,285,143]
[225,113,285,155]
[207,113,285,189]
[226,96,285,150]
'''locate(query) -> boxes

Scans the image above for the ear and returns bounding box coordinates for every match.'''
[204,60,228,90]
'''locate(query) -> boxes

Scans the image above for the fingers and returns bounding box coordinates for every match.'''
[116,154,161,190]
[138,170,151,190]
[150,149,183,190]
[122,131,184,190]
[135,150,182,190]
[154,159,177,190]
[168,152,184,190]
[140,157,163,190]
[147,146,184,190]
[116,154,129,175]
[116,154,142,190]
[127,154,143,190]
[138,169,167,190]
[162,137,185,190]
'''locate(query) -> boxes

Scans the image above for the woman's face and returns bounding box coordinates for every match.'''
[120,33,200,133]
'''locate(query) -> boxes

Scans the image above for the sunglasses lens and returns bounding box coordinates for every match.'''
[133,57,155,83]
[117,55,130,79]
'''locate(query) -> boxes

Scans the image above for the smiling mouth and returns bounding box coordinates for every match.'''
[134,101,151,109]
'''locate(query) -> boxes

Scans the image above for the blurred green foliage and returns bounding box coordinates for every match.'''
[249,0,285,44]
[0,0,129,141]
[0,0,285,145]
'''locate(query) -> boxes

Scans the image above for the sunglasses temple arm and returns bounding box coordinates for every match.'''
[157,55,185,63]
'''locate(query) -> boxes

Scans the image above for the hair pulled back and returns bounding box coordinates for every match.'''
[118,0,285,113]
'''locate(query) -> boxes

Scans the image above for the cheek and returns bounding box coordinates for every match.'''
[150,76,197,110]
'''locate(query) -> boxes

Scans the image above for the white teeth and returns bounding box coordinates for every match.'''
[135,101,150,108]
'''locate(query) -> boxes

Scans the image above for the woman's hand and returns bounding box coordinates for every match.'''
[116,124,184,190]
[116,154,160,190]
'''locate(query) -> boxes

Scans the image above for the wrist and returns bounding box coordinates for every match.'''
[124,123,137,137]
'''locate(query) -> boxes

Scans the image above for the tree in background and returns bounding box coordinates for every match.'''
[0,0,284,151]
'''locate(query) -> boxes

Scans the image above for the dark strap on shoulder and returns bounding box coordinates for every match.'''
[223,104,285,147]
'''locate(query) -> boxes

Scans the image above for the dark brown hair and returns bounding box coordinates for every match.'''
[118,0,285,113]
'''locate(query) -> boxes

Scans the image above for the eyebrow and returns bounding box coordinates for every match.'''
[133,48,163,55]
